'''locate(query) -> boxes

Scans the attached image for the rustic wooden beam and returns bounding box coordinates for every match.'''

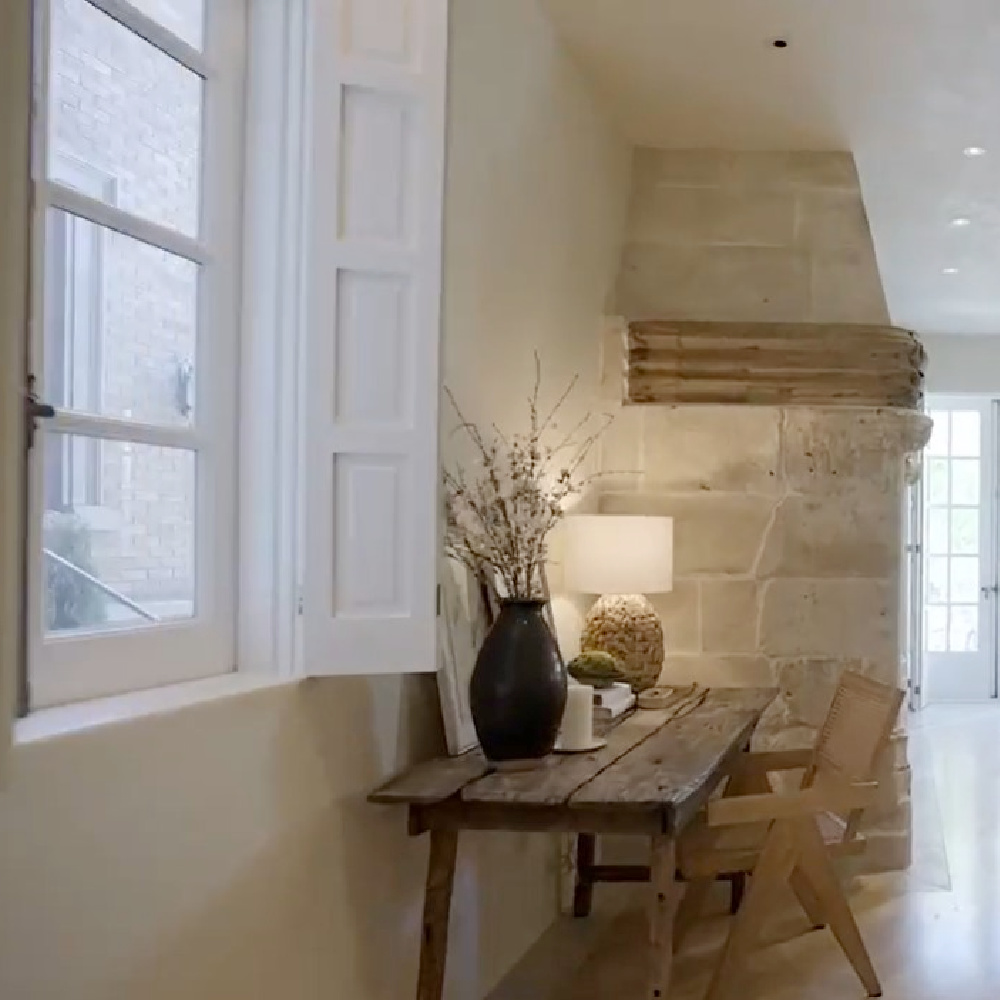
[624,321,926,409]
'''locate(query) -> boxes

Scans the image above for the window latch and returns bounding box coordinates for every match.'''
[24,373,55,451]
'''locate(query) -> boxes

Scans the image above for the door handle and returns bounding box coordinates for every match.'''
[981,585,999,598]
[24,373,55,451]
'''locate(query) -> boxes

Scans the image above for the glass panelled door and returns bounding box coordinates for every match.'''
[923,397,997,702]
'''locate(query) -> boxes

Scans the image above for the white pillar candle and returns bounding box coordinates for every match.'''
[560,683,594,751]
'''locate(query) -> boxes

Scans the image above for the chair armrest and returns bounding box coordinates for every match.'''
[733,749,815,775]
[706,782,879,827]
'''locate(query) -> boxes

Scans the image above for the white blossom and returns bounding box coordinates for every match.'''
[443,356,611,600]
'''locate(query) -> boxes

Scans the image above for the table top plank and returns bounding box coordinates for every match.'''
[460,708,674,806]
[367,687,777,826]
[569,688,776,833]
[369,747,489,805]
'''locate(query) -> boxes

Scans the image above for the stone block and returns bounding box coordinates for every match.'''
[760,579,896,660]
[600,492,776,576]
[700,579,760,653]
[627,185,713,244]
[616,243,727,320]
[771,657,879,728]
[782,409,907,495]
[704,245,812,322]
[711,189,796,247]
[649,580,700,654]
[720,151,857,191]
[642,405,781,494]
[631,148,726,191]
[657,654,773,689]
[597,405,644,491]
[758,490,900,578]
[782,152,859,190]
[859,823,912,872]
[599,319,627,402]
[795,189,875,250]
[810,247,889,324]
[752,715,817,753]
[615,243,812,323]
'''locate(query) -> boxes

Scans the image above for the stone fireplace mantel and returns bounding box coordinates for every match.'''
[600,149,934,870]
[595,321,931,871]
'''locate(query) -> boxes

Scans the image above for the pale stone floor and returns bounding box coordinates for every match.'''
[489,703,1000,1000]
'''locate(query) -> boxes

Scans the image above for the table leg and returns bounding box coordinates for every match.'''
[573,833,597,918]
[647,835,680,1000]
[416,828,459,1000]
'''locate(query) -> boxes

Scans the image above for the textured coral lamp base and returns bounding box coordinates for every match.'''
[580,594,665,692]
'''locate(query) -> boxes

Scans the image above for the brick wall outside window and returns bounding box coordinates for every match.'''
[48,0,211,613]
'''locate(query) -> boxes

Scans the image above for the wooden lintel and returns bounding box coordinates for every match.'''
[625,321,926,409]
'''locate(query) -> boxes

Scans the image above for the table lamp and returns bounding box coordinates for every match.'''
[563,515,674,692]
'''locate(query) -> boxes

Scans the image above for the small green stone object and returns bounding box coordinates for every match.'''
[568,650,625,689]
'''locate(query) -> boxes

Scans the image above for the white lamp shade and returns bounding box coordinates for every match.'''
[563,515,673,595]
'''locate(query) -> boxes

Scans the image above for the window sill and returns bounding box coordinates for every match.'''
[15,672,298,745]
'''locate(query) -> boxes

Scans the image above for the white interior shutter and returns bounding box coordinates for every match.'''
[0,0,32,773]
[300,0,448,675]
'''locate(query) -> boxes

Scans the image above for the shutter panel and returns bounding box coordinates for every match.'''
[300,0,447,675]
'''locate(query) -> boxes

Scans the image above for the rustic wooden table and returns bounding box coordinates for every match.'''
[369,687,777,1000]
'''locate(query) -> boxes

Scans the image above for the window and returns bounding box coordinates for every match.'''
[20,0,448,715]
[28,0,245,707]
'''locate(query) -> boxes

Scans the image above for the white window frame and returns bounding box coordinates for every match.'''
[17,0,448,719]
[235,0,308,679]
[27,0,247,708]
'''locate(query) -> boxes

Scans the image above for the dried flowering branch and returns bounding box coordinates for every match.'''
[443,357,612,600]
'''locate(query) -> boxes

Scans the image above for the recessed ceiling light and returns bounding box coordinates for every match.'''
[964,146,987,157]
[943,267,959,274]
[951,216,972,227]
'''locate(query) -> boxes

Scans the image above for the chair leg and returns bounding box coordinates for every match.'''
[727,872,746,915]
[573,834,597,918]
[704,822,798,1000]
[793,818,882,998]
[789,866,826,930]
[673,878,712,951]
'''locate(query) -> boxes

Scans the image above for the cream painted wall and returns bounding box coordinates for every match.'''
[0,0,32,779]
[442,1,630,428]
[0,2,630,998]
[923,334,1000,395]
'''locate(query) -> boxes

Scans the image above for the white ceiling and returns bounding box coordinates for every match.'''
[543,0,1000,336]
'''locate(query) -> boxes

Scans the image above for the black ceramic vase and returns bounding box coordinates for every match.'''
[470,599,568,762]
